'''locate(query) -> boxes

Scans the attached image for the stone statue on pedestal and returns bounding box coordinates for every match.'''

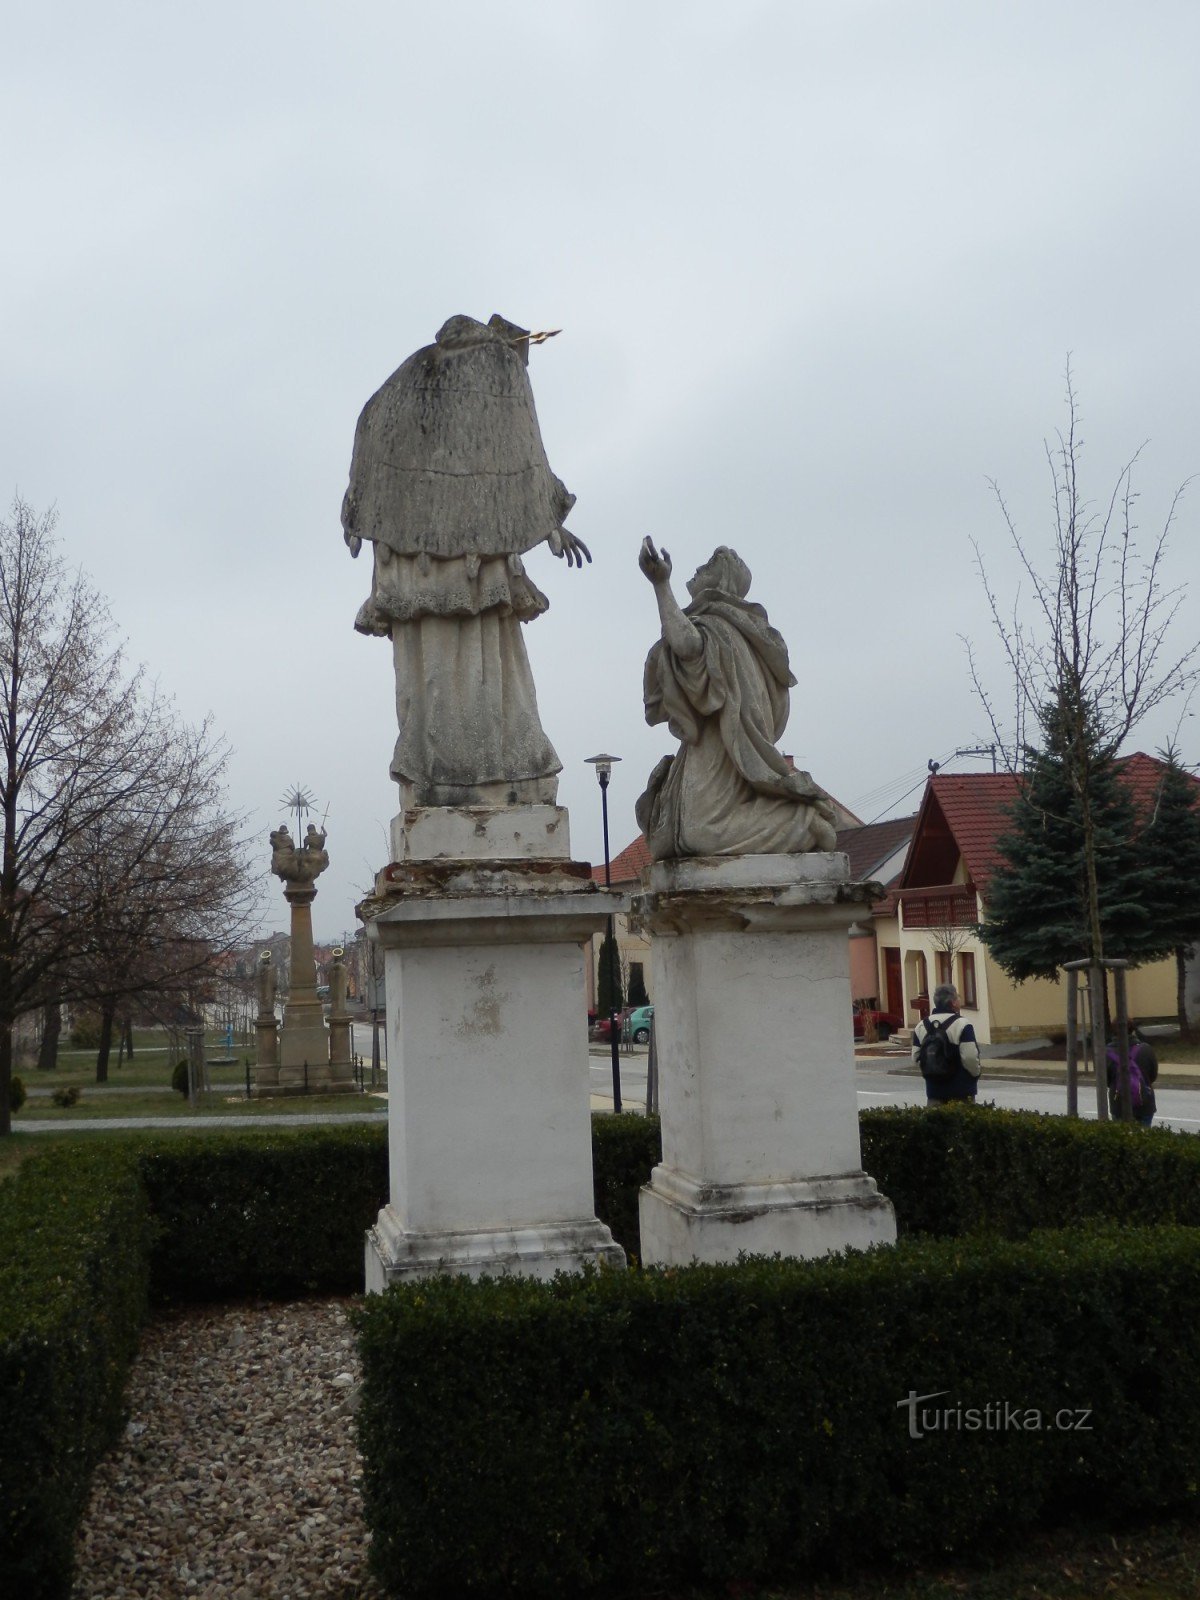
[347,316,626,1288]
[263,818,351,1095]
[270,824,329,886]
[635,538,839,860]
[254,951,279,1081]
[341,313,591,810]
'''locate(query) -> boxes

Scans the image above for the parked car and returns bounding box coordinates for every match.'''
[853,1007,902,1041]
[627,1005,654,1044]
[591,1006,631,1043]
[591,1005,655,1044]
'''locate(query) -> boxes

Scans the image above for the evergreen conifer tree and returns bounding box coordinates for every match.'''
[596,927,624,1014]
[981,699,1165,982]
[1140,744,1200,1038]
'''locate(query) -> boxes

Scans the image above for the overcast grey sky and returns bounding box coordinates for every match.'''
[4,1,1198,936]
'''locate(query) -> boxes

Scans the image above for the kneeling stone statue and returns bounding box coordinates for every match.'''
[635,538,838,860]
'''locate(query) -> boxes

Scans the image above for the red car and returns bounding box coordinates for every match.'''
[590,1007,633,1043]
[853,1007,901,1041]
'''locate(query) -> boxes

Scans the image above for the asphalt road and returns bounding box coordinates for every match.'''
[589,1052,1200,1132]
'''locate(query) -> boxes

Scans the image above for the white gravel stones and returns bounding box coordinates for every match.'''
[71,1298,384,1599]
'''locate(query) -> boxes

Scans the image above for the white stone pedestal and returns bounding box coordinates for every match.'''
[363,846,627,1289]
[634,853,896,1267]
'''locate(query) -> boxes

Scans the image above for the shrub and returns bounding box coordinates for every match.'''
[859,1103,1200,1239]
[355,1225,1200,1598]
[8,1075,24,1114]
[138,1125,389,1300]
[591,1112,660,1261]
[68,1009,103,1050]
[50,1085,80,1109]
[170,1059,189,1096]
[0,1144,151,1598]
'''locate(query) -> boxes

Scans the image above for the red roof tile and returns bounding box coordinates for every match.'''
[921,773,1021,889]
[590,833,653,887]
[901,753,1197,894]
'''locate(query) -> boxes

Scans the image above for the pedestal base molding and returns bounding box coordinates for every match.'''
[639,1166,896,1265]
[365,1206,625,1290]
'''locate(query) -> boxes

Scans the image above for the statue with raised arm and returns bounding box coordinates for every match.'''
[635,538,838,860]
[342,314,591,809]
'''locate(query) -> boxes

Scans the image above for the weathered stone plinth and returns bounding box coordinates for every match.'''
[634,853,896,1267]
[270,882,355,1096]
[363,836,627,1289]
[390,803,571,863]
[254,1017,280,1091]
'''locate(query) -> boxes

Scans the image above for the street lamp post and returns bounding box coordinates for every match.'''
[586,753,622,1114]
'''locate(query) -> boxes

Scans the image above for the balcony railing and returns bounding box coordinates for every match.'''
[899,888,978,930]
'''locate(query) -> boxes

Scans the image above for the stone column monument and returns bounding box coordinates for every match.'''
[266,822,354,1095]
[632,539,896,1265]
[347,314,625,1287]
[253,951,279,1092]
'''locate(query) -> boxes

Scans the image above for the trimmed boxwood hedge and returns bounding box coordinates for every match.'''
[861,1103,1200,1238]
[356,1225,1200,1596]
[139,1124,389,1299]
[0,1144,152,1600]
[0,1115,656,1596]
[7,1105,1200,1598]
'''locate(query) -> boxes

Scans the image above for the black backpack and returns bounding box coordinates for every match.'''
[918,1015,960,1081]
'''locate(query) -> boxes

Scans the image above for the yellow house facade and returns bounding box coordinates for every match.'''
[874,761,1192,1046]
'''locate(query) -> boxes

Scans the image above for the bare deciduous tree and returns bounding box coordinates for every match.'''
[60,710,260,1081]
[0,496,258,1129]
[966,365,1197,971]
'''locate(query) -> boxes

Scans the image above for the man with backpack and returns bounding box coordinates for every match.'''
[911,983,981,1104]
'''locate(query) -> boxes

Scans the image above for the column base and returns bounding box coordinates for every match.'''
[639,1165,897,1267]
[365,1204,627,1290]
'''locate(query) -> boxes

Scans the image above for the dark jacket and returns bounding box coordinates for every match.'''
[912,1009,981,1103]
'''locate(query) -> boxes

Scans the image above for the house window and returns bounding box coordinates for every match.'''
[959,952,977,1009]
[935,951,953,988]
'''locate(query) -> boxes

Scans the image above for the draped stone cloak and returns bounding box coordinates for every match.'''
[635,587,838,860]
[342,314,571,806]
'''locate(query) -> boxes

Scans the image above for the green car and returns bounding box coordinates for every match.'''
[626,1005,654,1045]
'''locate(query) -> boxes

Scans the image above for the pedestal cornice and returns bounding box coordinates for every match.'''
[633,851,882,936]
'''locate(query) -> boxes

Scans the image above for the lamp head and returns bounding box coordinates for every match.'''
[585,752,621,785]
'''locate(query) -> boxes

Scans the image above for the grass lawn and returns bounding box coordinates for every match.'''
[13,1089,384,1122]
[17,1029,256,1090]
[1155,1037,1200,1067]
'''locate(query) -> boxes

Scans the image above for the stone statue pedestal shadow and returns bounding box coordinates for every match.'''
[363,809,627,1289]
[634,852,897,1266]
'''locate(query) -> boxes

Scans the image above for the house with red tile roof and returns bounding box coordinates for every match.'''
[873,754,1198,1044]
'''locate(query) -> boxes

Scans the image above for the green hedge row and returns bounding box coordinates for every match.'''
[7,1105,1200,1598]
[139,1125,389,1299]
[140,1114,659,1297]
[0,1145,152,1600]
[356,1223,1200,1597]
[0,1115,658,1596]
[861,1103,1200,1238]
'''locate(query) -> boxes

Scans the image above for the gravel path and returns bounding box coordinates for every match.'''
[71,1298,385,1599]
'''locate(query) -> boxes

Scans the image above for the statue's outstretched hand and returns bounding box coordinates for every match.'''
[549,529,592,568]
[639,536,672,585]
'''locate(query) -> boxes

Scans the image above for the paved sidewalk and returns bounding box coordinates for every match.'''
[857,1045,1200,1090]
[13,1111,389,1133]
